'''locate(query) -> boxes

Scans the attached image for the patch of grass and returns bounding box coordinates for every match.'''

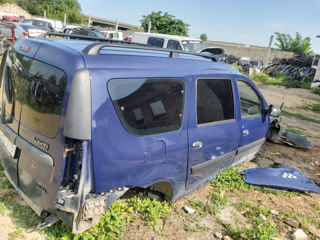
[10,202,42,227]
[206,192,228,214]
[128,196,171,231]
[310,203,320,211]
[8,226,25,240]
[311,88,320,94]
[0,202,7,215]
[232,199,253,212]
[282,110,320,124]
[45,200,132,240]
[212,167,251,191]
[284,124,305,135]
[188,199,204,211]
[280,209,297,221]
[301,103,320,114]
[223,221,278,240]
[247,206,271,218]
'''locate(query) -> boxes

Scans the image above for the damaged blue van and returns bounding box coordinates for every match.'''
[0,38,274,233]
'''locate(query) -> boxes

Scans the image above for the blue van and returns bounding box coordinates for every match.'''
[0,38,274,233]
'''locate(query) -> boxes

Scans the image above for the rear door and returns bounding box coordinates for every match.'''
[232,78,269,166]
[0,50,68,211]
[187,77,240,189]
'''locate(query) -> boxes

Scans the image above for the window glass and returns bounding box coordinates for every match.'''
[237,80,263,117]
[147,37,164,47]
[197,79,234,124]
[167,40,182,50]
[108,78,185,135]
[9,52,67,138]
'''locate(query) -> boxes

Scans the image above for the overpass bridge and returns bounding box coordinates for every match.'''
[84,14,140,30]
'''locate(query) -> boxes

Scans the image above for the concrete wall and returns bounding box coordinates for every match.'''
[207,41,295,64]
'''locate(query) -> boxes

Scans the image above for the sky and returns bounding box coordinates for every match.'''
[78,0,320,53]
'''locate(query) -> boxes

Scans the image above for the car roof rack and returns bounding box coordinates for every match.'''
[47,32,216,62]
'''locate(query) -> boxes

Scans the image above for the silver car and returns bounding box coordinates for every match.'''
[20,23,47,38]
[1,22,28,39]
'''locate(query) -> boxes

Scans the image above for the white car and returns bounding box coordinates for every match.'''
[20,24,47,38]
[131,32,223,55]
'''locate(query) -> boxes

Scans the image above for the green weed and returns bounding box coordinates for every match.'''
[8,226,25,240]
[223,221,278,240]
[232,199,253,212]
[301,103,320,114]
[188,199,204,211]
[282,110,320,124]
[128,196,171,231]
[212,167,250,191]
[206,192,228,214]
[0,202,7,215]
[284,124,305,134]
[247,206,271,218]
[45,200,131,240]
[10,202,41,227]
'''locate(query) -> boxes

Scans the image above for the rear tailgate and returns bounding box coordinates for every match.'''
[0,39,84,213]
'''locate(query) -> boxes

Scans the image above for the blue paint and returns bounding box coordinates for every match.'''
[244,167,320,194]
[1,38,271,217]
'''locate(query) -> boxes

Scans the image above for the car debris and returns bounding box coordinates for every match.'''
[183,206,196,214]
[243,167,320,194]
[267,104,311,149]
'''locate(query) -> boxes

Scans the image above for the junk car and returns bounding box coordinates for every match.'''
[0,38,276,233]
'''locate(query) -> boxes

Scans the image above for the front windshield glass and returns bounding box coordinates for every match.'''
[182,40,207,53]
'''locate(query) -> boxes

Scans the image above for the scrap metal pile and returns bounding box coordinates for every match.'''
[261,54,316,87]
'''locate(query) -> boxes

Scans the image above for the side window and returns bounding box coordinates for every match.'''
[167,40,182,50]
[197,79,234,125]
[147,37,164,47]
[237,80,263,117]
[108,78,185,136]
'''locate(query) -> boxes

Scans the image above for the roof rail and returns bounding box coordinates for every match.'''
[47,33,216,61]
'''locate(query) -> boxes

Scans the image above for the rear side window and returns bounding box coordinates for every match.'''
[167,40,182,50]
[5,51,67,137]
[147,37,164,47]
[108,78,185,136]
[237,80,263,117]
[197,79,234,124]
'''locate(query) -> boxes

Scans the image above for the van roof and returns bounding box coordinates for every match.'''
[14,38,239,75]
[132,32,202,42]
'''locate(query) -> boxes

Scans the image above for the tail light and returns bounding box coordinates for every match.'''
[23,31,29,37]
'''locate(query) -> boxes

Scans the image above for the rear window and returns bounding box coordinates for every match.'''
[4,51,66,137]
[108,78,185,136]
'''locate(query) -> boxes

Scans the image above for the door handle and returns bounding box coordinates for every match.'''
[242,129,249,135]
[192,141,203,148]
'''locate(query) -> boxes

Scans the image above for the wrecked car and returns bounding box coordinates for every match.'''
[0,38,275,233]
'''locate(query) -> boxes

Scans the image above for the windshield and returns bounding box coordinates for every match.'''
[20,24,37,30]
[94,31,105,38]
[182,40,207,53]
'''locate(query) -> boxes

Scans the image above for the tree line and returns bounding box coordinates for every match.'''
[0,1,313,54]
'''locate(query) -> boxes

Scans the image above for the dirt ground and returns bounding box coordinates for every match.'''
[0,85,319,240]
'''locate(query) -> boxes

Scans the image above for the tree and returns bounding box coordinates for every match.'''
[17,0,83,23]
[140,11,189,36]
[274,32,312,54]
[200,33,208,41]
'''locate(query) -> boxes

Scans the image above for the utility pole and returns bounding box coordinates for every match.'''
[147,21,151,33]
[64,13,67,25]
[88,16,91,27]
[115,19,118,32]
[264,35,274,66]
